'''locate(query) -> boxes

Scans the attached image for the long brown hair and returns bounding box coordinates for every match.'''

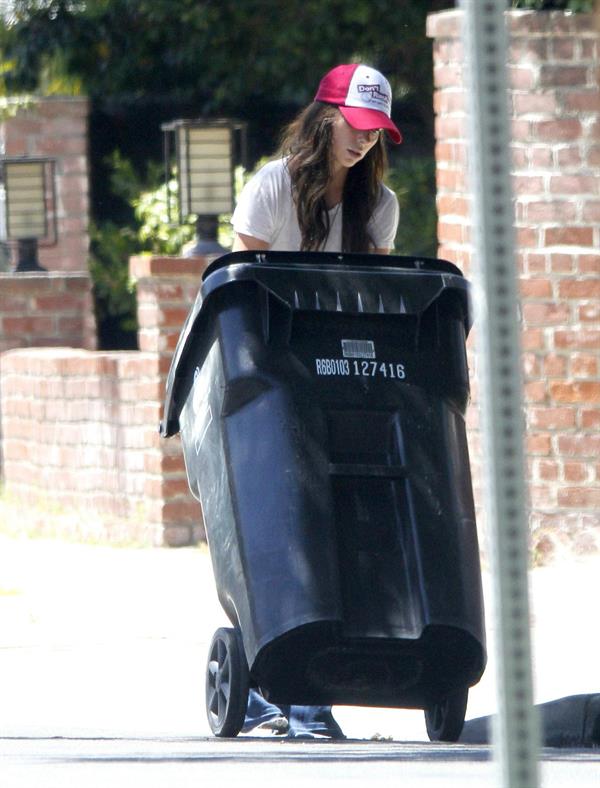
[277,102,388,253]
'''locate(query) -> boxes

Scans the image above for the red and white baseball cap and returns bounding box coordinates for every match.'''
[315,63,402,144]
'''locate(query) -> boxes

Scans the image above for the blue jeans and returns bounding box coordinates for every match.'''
[242,688,345,738]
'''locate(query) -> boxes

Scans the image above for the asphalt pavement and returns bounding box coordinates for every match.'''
[0,532,598,786]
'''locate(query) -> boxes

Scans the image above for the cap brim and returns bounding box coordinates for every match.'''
[339,105,402,144]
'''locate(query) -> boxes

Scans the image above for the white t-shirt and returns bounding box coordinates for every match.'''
[231,158,399,252]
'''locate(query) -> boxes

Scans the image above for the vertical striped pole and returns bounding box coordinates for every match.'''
[458,2,541,787]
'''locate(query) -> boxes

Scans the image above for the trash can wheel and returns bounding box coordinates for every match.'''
[424,686,469,742]
[205,626,249,737]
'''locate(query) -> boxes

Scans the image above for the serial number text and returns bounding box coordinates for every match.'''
[315,358,406,379]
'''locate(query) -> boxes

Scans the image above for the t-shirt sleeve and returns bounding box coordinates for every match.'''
[369,186,400,250]
[231,163,281,244]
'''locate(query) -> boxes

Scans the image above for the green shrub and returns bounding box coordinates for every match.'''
[88,220,139,348]
[386,157,438,259]
[88,152,242,347]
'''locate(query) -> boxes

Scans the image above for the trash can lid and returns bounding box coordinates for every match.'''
[160,251,471,437]
[201,250,464,281]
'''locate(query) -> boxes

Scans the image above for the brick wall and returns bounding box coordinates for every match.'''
[0,347,165,543]
[1,97,90,272]
[427,10,600,557]
[0,255,209,546]
[0,272,96,353]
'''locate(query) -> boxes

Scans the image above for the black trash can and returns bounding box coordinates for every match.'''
[161,250,486,741]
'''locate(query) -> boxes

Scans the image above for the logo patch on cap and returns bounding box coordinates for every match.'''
[345,65,392,117]
[356,83,391,109]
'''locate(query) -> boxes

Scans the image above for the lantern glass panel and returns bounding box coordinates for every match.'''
[177,125,233,217]
[4,161,47,239]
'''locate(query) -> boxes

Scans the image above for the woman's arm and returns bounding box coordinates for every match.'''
[232,233,271,252]
[373,247,392,255]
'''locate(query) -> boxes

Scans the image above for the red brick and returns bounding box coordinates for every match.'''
[145,476,191,499]
[129,255,209,279]
[556,147,583,169]
[436,194,470,217]
[558,435,600,457]
[529,406,576,429]
[543,354,568,377]
[544,227,594,247]
[550,382,600,404]
[434,91,466,115]
[524,380,547,403]
[564,462,589,483]
[583,201,600,222]
[436,167,466,192]
[158,307,190,328]
[540,65,588,87]
[557,487,600,508]
[511,147,528,169]
[522,352,540,378]
[525,253,547,273]
[554,329,600,349]
[579,303,600,323]
[549,254,574,273]
[144,452,186,475]
[549,175,598,195]
[159,498,202,525]
[558,279,600,299]
[588,146,600,167]
[516,227,540,248]
[511,119,533,142]
[3,316,55,335]
[522,301,571,325]
[525,201,577,223]
[435,116,465,140]
[535,459,560,482]
[526,433,552,455]
[529,484,558,509]
[570,353,600,378]
[426,10,461,39]
[509,9,558,34]
[508,66,536,90]
[437,221,465,244]
[530,147,553,168]
[578,255,600,274]
[533,119,582,142]
[519,278,553,298]
[433,64,463,88]
[550,38,576,60]
[581,409,600,429]
[513,175,545,196]
[562,91,600,112]
[513,92,558,115]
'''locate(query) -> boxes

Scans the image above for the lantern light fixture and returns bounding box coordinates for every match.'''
[0,156,57,272]
[161,118,247,256]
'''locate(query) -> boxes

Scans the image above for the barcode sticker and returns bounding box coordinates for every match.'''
[341,339,376,359]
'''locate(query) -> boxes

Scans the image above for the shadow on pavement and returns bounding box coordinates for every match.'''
[460,693,600,748]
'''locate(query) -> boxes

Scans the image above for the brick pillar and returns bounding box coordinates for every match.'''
[130,255,211,546]
[427,9,600,558]
[0,96,90,272]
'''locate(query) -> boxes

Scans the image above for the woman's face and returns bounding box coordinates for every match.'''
[330,110,381,171]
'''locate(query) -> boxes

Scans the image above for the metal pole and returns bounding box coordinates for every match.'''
[458,2,541,787]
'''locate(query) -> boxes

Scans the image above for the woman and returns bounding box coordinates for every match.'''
[231,63,402,738]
